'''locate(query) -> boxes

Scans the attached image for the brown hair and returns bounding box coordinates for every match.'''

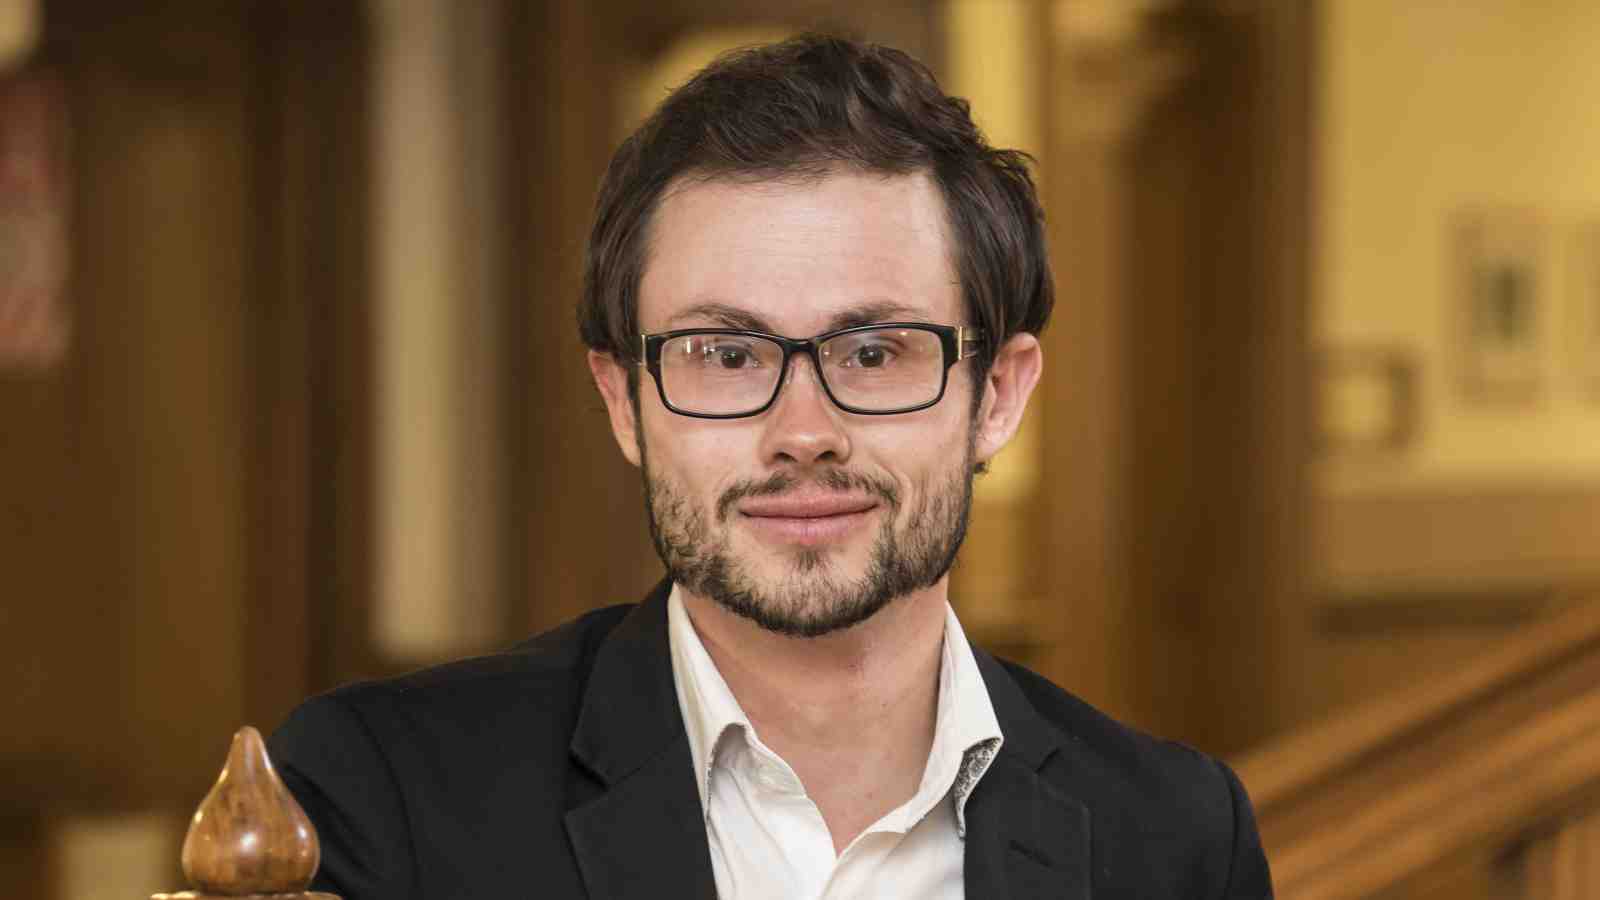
[578,34,1053,383]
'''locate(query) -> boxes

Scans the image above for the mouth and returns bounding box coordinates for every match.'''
[736,493,880,546]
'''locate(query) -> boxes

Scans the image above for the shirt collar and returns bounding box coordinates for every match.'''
[934,600,1005,836]
[666,583,1004,832]
[667,584,752,814]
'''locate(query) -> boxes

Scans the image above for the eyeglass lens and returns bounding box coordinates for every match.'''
[656,327,946,415]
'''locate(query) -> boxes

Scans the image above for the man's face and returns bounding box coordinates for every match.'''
[602,170,985,637]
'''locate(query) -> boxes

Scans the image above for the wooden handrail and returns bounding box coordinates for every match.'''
[1235,594,1600,899]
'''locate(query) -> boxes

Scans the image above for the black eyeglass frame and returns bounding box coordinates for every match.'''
[638,322,984,419]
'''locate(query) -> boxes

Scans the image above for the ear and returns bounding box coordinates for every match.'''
[973,332,1043,466]
[588,350,642,467]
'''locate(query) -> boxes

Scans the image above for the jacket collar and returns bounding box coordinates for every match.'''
[568,578,681,785]
[565,579,719,899]
[564,581,1090,900]
[964,649,1093,899]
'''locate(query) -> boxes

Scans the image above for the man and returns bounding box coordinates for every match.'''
[270,35,1273,899]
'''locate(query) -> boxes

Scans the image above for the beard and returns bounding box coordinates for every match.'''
[639,432,976,638]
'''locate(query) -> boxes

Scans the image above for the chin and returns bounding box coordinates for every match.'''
[747,538,863,580]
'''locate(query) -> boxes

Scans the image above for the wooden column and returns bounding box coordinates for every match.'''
[1169,0,1311,752]
[1034,0,1193,727]
[246,0,375,720]
[509,5,663,632]
[1028,0,1312,753]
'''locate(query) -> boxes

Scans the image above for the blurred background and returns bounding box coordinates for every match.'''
[2,1,1598,897]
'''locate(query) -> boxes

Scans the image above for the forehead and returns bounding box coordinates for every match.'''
[638,169,961,334]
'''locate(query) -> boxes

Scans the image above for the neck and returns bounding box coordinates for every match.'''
[680,580,948,850]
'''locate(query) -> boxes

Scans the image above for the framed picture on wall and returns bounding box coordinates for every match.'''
[1576,222,1600,402]
[1453,210,1546,405]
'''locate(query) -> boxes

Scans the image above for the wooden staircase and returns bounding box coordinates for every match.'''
[1235,594,1600,899]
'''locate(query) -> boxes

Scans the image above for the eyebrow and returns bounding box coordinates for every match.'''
[660,299,931,335]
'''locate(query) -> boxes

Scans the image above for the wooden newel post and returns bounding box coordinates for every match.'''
[152,727,339,900]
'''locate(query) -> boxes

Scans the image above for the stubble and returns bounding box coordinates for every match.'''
[639,432,976,638]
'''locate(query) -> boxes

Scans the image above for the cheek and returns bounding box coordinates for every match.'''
[868,412,971,494]
[640,410,756,493]
[885,398,972,454]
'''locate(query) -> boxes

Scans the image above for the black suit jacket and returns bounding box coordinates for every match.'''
[269,581,1273,898]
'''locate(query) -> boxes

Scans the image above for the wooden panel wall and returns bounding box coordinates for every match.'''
[2,1,255,815]
[0,3,371,877]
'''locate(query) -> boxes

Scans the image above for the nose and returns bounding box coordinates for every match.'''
[757,353,851,468]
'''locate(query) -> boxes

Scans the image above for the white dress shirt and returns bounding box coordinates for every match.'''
[667,586,1003,900]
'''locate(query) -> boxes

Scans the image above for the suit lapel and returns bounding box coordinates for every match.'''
[964,753,1091,900]
[565,737,717,900]
[965,650,1092,900]
[565,581,718,900]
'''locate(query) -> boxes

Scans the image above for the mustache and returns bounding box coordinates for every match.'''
[715,468,901,522]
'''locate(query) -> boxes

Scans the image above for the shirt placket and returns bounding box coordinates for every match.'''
[738,740,836,897]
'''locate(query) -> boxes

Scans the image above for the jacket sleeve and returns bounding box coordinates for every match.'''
[1215,758,1274,899]
[267,691,418,900]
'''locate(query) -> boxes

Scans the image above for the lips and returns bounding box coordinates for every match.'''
[736,493,880,546]
[737,493,879,519]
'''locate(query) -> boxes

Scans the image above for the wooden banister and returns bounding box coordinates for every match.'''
[1524,808,1600,900]
[1236,594,1600,899]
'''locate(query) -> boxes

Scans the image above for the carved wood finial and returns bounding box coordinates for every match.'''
[151,726,339,900]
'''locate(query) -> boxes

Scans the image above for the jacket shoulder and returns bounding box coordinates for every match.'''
[271,600,637,778]
[994,658,1273,898]
[266,602,640,899]
[998,657,1214,782]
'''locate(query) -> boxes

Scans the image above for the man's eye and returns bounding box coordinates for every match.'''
[705,345,758,369]
[842,344,893,368]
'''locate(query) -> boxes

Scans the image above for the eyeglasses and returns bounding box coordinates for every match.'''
[639,323,984,419]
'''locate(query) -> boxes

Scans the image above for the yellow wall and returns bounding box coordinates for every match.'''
[946,0,1044,506]
[1318,0,1600,492]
